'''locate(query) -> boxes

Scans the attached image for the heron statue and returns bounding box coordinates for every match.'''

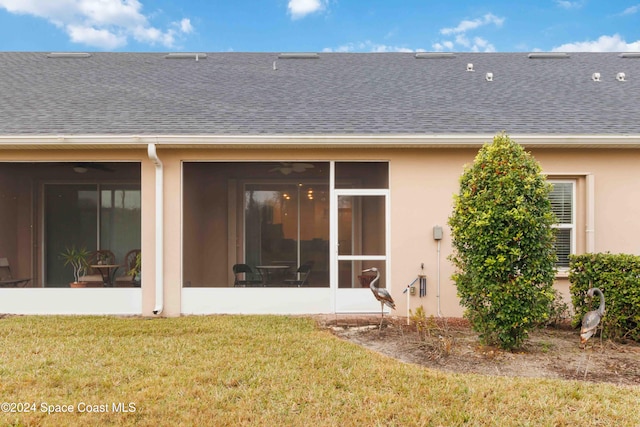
[580,287,605,345]
[363,267,395,329]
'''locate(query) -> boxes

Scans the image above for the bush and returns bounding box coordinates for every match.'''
[569,253,640,342]
[448,133,557,350]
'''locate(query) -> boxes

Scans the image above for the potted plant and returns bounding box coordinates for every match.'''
[60,246,91,288]
[129,251,141,287]
[96,252,110,265]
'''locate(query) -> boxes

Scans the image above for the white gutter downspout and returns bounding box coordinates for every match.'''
[148,143,164,315]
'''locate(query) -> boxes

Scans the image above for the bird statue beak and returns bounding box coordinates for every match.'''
[362,268,373,273]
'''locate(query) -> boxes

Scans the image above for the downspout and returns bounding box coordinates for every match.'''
[148,143,164,315]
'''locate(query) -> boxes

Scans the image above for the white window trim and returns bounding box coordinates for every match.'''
[549,179,576,272]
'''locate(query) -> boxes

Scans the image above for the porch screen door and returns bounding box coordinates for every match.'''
[334,189,389,312]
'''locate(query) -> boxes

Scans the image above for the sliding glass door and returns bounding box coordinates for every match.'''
[44,183,141,287]
[244,182,329,287]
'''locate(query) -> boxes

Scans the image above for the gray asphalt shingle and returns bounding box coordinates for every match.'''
[0,51,638,136]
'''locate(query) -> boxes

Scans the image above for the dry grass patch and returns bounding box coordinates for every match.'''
[0,315,638,426]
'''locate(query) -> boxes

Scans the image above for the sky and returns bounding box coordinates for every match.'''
[0,0,638,53]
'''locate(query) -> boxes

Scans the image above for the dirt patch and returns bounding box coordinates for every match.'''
[319,316,640,387]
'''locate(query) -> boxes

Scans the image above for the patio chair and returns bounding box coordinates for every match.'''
[79,249,116,286]
[115,249,141,287]
[233,263,263,287]
[0,257,31,287]
[283,262,313,287]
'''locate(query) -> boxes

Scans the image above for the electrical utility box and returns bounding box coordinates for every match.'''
[433,225,443,240]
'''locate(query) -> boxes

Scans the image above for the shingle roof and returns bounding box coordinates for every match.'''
[0,51,638,136]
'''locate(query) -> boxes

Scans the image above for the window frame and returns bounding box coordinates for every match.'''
[548,179,576,271]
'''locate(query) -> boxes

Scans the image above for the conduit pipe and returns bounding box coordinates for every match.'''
[148,143,164,315]
[436,239,443,318]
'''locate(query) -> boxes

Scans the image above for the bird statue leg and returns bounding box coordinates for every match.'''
[583,352,592,380]
[379,301,384,329]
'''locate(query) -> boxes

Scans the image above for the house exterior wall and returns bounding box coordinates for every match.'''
[2,144,639,318]
[162,145,640,318]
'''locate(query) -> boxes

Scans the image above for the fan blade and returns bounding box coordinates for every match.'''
[291,163,314,172]
[75,162,115,172]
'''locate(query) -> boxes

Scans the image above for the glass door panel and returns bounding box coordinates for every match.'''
[298,184,329,286]
[44,183,141,287]
[100,185,141,267]
[45,184,98,287]
[245,184,298,268]
[338,195,386,256]
[244,183,329,287]
[337,195,386,288]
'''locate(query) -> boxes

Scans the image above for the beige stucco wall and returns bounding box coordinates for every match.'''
[164,145,640,318]
[3,144,640,318]
[388,148,475,318]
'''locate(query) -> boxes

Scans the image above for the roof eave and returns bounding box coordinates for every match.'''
[1,134,640,149]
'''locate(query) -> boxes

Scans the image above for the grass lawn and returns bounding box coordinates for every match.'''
[0,315,638,426]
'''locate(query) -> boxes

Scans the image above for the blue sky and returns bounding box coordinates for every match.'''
[0,0,638,52]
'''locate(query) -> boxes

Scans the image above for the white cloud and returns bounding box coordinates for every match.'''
[555,0,583,9]
[440,13,504,36]
[434,13,503,52]
[455,34,469,48]
[472,37,496,53]
[67,24,126,50]
[0,0,193,50]
[288,0,326,20]
[551,34,640,52]
[178,18,193,34]
[622,4,640,15]
[322,40,423,53]
[433,35,495,53]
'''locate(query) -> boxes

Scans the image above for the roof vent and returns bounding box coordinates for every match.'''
[46,52,91,58]
[485,72,493,82]
[466,63,474,72]
[616,72,626,81]
[527,52,569,59]
[619,52,640,58]
[278,53,319,59]
[591,72,601,82]
[415,52,456,59]
[164,53,207,60]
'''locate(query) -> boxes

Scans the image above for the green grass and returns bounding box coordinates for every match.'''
[0,315,638,426]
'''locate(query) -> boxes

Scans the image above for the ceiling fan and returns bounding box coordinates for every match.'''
[269,162,314,175]
[72,162,115,173]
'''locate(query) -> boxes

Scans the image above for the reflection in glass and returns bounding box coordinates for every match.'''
[245,183,329,287]
[338,196,386,256]
[44,184,141,287]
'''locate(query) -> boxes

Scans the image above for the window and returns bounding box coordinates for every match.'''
[549,180,575,269]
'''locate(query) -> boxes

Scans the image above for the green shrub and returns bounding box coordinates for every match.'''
[448,133,557,350]
[539,288,571,327]
[569,253,640,341]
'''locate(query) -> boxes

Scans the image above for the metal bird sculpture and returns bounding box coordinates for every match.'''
[363,267,395,328]
[580,287,605,345]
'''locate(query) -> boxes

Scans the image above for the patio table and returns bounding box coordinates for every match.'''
[90,264,121,287]
[255,265,290,286]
